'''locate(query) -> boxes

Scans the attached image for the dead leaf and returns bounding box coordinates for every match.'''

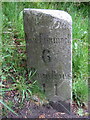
[39,114,45,118]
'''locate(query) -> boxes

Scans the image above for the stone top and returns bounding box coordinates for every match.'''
[24,8,72,24]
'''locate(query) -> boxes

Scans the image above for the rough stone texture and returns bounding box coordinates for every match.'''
[23,9,72,113]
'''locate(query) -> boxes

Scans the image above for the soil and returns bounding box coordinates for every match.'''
[1,90,89,119]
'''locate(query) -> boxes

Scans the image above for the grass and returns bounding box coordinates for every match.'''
[11,71,40,102]
[1,2,88,115]
[0,82,18,116]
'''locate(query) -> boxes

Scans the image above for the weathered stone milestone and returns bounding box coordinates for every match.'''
[23,9,72,113]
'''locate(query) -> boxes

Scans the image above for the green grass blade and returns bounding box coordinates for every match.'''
[0,99,18,116]
[27,89,32,96]
[0,88,14,92]
[29,70,37,80]
[22,90,25,102]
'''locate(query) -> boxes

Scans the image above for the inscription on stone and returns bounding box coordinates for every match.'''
[24,9,72,113]
[42,49,51,63]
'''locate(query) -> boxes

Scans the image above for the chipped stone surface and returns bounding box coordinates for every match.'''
[23,9,72,112]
